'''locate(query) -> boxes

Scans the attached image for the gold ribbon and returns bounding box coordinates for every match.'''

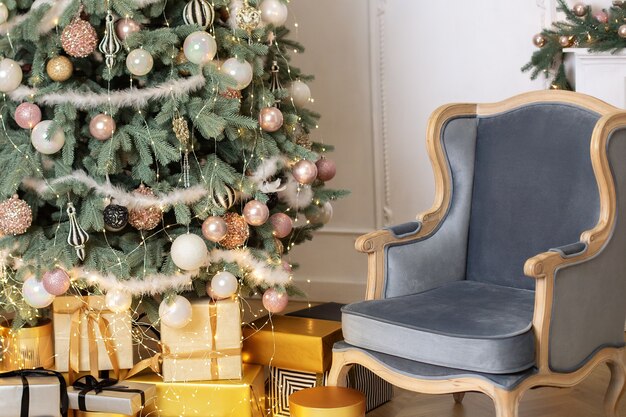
[209,302,219,379]
[66,304,120,384]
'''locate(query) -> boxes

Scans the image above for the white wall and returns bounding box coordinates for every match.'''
[286,0,551,303]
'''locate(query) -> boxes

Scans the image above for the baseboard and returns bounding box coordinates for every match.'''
[291,279,367,304]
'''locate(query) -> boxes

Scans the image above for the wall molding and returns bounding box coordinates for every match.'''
[292,278,366,304]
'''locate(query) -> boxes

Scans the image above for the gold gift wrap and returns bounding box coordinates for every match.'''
[242,316,342,373]
[0,319,54,371]
[161,298,242,382]
[127,364,265,417]
[68,378,156,415]
[72,412,136,417]
[53,296,134,374]
[0,375,63,417]
[289,386,366,417]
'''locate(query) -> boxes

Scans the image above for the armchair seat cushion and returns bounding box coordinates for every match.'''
[341,280,535,374]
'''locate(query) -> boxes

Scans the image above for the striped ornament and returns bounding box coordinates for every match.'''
[99,11,122,69]
[67,203,89,261]
[183,0,215,29]
[213,185,237,210]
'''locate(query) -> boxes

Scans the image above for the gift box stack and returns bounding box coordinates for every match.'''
[243,302,393,416]
[0,295,263,417]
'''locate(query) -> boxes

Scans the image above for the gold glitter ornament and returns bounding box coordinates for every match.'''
[0,195,33,235]
[220,88,242,99]
[172,115,190,147]
[293,124,312,150]
[128,185,162,230]
[61,10,98,58]
[46,56,73,82]
[236,1,261,33]
[220,212,249,249]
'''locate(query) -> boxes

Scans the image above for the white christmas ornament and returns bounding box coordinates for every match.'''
[220,58,253,90]
[260,0,288,26]
[0,4,9,25]
[289,80,311,107]
[211,271,238,298]
[22,277,55,308]
[126,49,154,76]
[105,288,133,313]
[159,295,193,329]
[306,201,333,224]
[0,58,23,93]
[31,120,65,154]
[183,31,217,65]
[171,233,208,271]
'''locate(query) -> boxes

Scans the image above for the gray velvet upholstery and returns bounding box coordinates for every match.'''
[333,341,537,390]
[384,117,477,298]
[386,221,421,238]
[548,128,626,372]
[466,104,600,290]
[549,241,587,258]
[342,281,535,374]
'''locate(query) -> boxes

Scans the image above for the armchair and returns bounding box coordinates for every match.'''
[327,91,626,417]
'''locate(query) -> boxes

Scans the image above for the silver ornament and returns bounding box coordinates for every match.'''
[183,0,215,29]
[99,10,122,70]
[67,202,89,261]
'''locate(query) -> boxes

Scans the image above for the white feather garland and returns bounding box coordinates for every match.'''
[207,248,291,286]
[8,75,206,110]
[278,173,314,209]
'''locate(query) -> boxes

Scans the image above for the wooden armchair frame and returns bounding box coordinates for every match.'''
[327,91,626,417]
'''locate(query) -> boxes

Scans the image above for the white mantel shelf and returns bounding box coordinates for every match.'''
[563,48,626,108]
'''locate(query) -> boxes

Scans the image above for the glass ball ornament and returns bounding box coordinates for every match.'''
[0,58,23,93]
[159,296,193,329]
[315,157,336,182]
[183,31,217,65]
[220,58,253,90]
[235,2,261,32]
[126,49,154,76]
[210,271,239,298]
[14,103,42,129]
[292,159,318,185]
[619,24,626,38]
[31,120,65,155]
[532,33,546,48]
[206,281,227,300]
[0,195,32,235]
[183,0,215,29]
[46,56,73,82]
[202,216,228,242]
[282,258,292,272]
[212,185,238,209]
[259,107,284,132]
[260,0,288,26]
[269,213,293,238]
[103,204,129,232]
[89,114,116,141]
[115,17,141,41]
[572,2,587,16]
[306,201,333,225]
[558,35,574,48]
[262,288,288,314]
[61,16,98,58]
[22,277,55,309]
[289,80,311,107]
[243,200,270,226]
[593,10,608,23]
[0,3,8,25]
[171,233,208,271]
[42,268,71,296]
[220,212,250,249]
[105,288,133,313]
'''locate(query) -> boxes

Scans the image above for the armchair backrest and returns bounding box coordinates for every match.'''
[465,103,601,290]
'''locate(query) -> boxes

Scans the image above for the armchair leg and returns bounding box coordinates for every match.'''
[604,356,626,417]
[453,392,465,404]
[327,351,353,387]
[493,388,521,417]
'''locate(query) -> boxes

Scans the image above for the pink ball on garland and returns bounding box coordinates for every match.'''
[42,268,71,296]
[202,216,228,242]
[262,288,288,313]
[61,16,98,58]
[14,103,42,129]
[315,157,336,182]
[89,114,116,141]
[572,2,587,17]
[0,195,32,235]
[593,10,608,23]
[115,17,142,41]
[258,107,283,132]
[243,200,270,226]
[269,212,293,238]
[281,258,292,272]
[292,160,318,185]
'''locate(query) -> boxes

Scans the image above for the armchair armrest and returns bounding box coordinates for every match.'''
[549,241,588,258]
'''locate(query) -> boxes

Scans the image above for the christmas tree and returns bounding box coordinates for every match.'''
[0,0,347,328]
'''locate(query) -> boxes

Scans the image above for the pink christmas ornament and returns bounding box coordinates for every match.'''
[315,157,336,182]
[262,288,288,313]
[282,258,292,272]
[89,114,116,141]
[269,212,293,238]
[202,216,228,242]
[14,103,42,129]
[258,107,283,132]
[115,18,141,41]
[593,10,608,23]
[292,160,318,184]
[42,268,71,296]
[243,200,270,226]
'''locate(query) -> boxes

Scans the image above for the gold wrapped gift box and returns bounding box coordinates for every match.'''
[242,315,342,374]
[72,412,136,417]
[127,364,265,417]
[0,319,54,371]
